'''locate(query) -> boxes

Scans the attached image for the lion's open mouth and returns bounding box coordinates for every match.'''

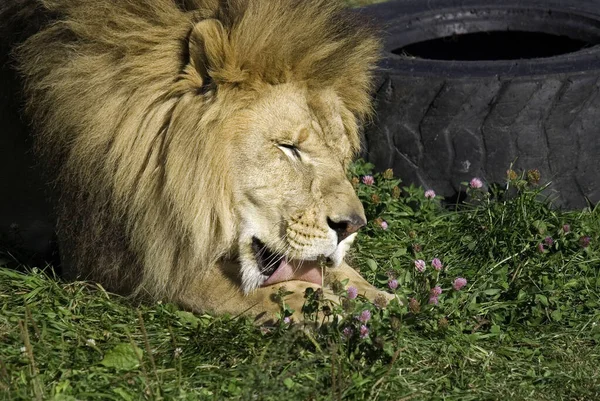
[252,237,325,287]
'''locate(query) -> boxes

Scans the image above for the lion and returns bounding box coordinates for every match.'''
[4,0,393,322]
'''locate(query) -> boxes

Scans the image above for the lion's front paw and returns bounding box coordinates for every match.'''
[325,262,396,307]
[357,285,396,306]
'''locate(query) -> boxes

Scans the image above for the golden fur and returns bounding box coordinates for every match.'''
[5,0,392,321]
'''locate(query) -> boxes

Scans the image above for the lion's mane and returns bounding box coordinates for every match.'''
[6,0,379,300]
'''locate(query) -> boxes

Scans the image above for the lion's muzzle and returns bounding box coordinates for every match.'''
[326,213,366,243]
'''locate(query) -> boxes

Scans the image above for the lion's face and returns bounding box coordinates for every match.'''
[228,84,366,293]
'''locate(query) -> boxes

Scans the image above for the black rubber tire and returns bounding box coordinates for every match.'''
[359,0,600,209]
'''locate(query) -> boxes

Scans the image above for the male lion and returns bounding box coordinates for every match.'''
[3,0,392,322]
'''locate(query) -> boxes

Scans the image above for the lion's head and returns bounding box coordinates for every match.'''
[229,84,368,293]
[14,0,380,301]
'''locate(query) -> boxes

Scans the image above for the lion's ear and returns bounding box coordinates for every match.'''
[188,19,227,88]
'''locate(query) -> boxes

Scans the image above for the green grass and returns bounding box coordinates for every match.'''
[1,161,599,400]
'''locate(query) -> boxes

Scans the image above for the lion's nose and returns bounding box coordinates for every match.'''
[327,214,367,244]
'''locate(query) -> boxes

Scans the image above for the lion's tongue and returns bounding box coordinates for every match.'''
[262,258,322,287]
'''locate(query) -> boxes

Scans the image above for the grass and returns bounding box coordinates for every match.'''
[1,160,599,400]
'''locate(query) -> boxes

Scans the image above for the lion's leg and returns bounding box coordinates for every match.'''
[176,261,338,324]
[325,262,395,303]
[176,261,394,324]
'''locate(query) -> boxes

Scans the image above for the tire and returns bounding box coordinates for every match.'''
[359,0,600,209]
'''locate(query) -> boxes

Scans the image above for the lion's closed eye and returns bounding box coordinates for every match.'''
[277,143,301,161]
